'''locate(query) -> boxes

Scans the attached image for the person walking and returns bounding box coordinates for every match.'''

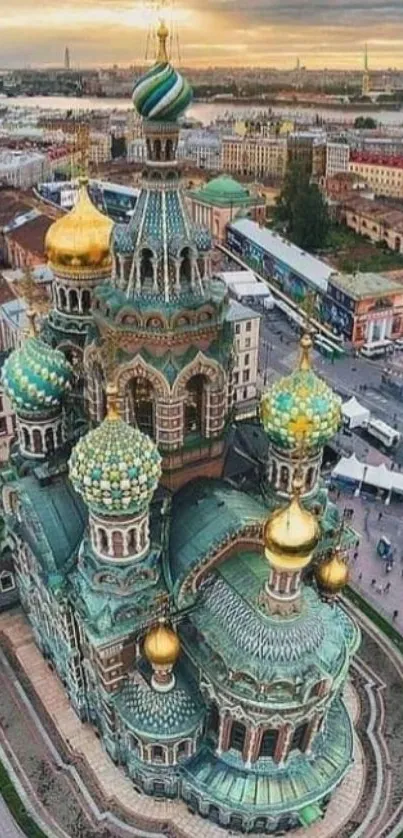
[393,610,399,621]
[371,579,376,587]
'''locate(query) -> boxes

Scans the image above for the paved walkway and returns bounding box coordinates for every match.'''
[0,610,365,838]
[333,488,403,633]
[0,797,24,838]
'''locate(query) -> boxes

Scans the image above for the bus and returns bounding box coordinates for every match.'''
[360,340,394,359]
[365,418,400,449]
[314,334,345,361]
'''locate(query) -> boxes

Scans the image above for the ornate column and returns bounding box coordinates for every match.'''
[274,722,293,765]
[217,713,232,755]
[302,713,322,755]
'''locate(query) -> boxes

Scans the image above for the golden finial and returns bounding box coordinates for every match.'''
[298,291,316,371]
[17,267,50,338]
[299,332,313,372]
[156,19,169,63]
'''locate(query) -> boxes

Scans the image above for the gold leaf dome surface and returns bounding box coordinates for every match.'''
[315,552,349,593]
[143,623,181,667]
[45,179,113,273]
[264,482,319,571]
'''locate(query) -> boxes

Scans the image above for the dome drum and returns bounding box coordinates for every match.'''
[89,508,150,564]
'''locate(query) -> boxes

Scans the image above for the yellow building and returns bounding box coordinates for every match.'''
[349,153,403,199]
[221,136,288,181]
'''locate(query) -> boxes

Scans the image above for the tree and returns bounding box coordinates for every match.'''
[273,163,330,252]
[354,116,377,129]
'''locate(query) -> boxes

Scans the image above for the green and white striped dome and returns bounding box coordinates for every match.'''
[2,337,72,414]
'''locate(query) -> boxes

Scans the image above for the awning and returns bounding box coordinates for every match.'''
[298,803,323,827]
[341,396,370,429]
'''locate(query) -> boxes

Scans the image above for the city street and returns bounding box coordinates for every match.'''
[255,305,403,632]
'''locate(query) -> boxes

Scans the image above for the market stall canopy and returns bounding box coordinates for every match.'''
[341,397,370,430]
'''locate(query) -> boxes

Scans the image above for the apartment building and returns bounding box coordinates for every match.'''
[227,300,261,415]
[325,142,350,178]
[0,150,50,189]
[349,152,403,199]
[221,135,288,181]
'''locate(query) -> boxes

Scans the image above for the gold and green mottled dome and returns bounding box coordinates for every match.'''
[260,334,341,450]
[69,387,162,516]
[2,336,72,414]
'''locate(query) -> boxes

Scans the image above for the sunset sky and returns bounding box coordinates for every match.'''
[3,0,403,69]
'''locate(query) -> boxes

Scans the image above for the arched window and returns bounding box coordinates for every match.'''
[180,247,192,286]
[395,236,401,252]
[140,248,154,286]
[229,721,246,752]
[59,287,67,310]
[154,138,161,161]
[99,528,108,553]
[112,531,124,557]
[184,374,206,436]
[208,703,219,739]
[45,426,55,455]
[271,460,278,486]
[82,289,91,314]
[177,740,188,759]
[152,744,165,763]
[279,465,289,492]
[32,429,42,454]
[166,138,173,160]
[125,378,155,438]
[56,424,63,447]
[259,729,277,758]
[69,289,79,313]
[22,427,31,451]
[290,723,308,753]
[128,528,137,554]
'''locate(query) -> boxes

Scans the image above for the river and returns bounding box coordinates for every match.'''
[2,94,403,127]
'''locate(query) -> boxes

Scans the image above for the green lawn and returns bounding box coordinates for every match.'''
[0,760,48,838]
[323,223,403,273]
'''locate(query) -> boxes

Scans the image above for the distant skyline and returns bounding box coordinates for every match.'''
[3,0,403,70]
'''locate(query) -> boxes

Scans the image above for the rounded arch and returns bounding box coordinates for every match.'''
[172,353,224,399]
[139,247,155,286]
[115,307,142,329]
[116,357,170,401]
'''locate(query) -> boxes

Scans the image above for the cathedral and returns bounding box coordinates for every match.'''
[1,23,360,835]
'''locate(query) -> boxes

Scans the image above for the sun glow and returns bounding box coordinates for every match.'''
[3,2,193,32]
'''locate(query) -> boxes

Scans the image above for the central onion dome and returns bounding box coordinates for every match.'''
[45,178,113,274]
[264,476,320,570]
[315,549,349,593]
[2,335,72,414]
[260,333,341,451]
[132,21,192,122]
[69,384,161,515]
[144,621,181,667]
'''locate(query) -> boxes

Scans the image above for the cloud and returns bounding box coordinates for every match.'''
[1,0,403,68]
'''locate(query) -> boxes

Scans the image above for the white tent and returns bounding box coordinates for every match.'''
[332,453,364,483]
[341,397,370,430]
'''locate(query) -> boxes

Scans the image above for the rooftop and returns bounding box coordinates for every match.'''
[189,175,264,208]
[230,218,334,292]
[350,151,403,169]
[227,299,261,322]
[331,271,401,299]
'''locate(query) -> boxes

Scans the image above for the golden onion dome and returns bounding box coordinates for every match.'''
[143,622,181,668]
[264,476,320,571]
[45,178,113,274]
[315,551,349,593]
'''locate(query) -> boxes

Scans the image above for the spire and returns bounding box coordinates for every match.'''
[364,42,368,71]
[299,332,312,372]
[156,19,169,63]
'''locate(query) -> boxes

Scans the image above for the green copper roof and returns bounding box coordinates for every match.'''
[192,175,254,207]
[169,479,267,592]
[116,676,204,740]
[19,472,87,571]
[183,697,353,816]
[69,417,161,516]
[299,803,322,827]
[260,367,341,451]
[2,336,72,414]
[132,60,192,122]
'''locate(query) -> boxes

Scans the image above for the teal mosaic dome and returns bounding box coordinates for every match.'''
[132,23,192,122]
[69,416,162,516]
[260,335,341,450]
[2,336,72,414]
[118,681,203,738]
